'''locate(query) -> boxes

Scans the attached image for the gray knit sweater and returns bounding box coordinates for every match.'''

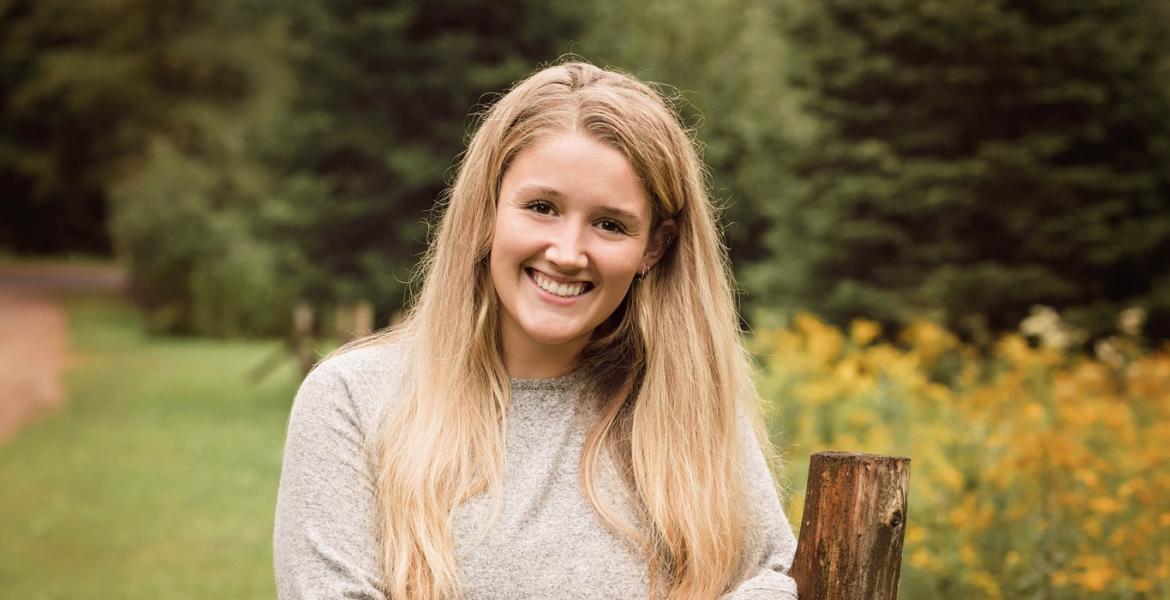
[273,343,798,599]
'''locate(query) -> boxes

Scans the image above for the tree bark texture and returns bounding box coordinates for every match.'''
[790,451,911,600]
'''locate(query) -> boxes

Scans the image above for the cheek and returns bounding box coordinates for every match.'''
[489,213,538,285]
[489,214,520,263]
[596,244,645,280]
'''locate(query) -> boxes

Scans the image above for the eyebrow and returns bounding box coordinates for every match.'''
[513,183,643,224]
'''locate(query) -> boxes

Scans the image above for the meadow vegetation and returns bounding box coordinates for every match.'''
[0,298,299,598]
[5,297,1163,598]
[758,310,1169,598]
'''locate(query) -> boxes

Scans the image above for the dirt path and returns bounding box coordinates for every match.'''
[0,264,126,444]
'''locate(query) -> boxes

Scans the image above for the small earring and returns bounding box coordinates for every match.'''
[639,265,650,278]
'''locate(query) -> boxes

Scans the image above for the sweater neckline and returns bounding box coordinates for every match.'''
[509,368,586,393]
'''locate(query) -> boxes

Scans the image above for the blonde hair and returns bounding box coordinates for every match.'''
[351,61,774,599]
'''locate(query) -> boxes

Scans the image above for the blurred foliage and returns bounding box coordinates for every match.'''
[578,0,814,276]
[3,0,1170,340]
[757,309,1170,599]
[110,136,298,335]
[3,0,584,334]
[268,0,587,319]
[0,0,277,253]
[104,0,297,335]
[752,0,1170,341]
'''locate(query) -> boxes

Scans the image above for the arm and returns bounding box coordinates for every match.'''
[723,410,800,600]
[273,361,385,600]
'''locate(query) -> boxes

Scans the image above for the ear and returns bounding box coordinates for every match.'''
[642,219,677,269]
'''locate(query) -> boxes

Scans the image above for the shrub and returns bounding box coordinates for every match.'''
[756,311,1169,598]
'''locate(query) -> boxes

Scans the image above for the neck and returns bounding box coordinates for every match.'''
[500,333,587,380]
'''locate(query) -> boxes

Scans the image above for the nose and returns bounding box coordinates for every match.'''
[544,222,588,271]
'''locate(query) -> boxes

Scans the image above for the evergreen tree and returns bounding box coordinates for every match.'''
[759,0,1170,340]
[274,0,585,321]
[93,0,297,335]
[580,0,813,313]
[2,0,583,335]
[0,0,279,255]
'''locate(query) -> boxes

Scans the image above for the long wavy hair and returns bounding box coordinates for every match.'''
[350,61,774,599]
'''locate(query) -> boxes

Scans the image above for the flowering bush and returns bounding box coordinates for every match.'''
[754,310,1170,598]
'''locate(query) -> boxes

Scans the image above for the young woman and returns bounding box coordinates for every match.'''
[274,62,798,600]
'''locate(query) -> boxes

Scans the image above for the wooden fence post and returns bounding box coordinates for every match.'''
[291,301,316,374]
[335,300,374,344]
[790,451,911,600]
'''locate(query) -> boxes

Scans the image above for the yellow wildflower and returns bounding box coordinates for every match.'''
[1089,497,1122,515]
[910,549,937,571]
[1074,567,1112,592]
[849,318,881,346]
[969,571,1001,598]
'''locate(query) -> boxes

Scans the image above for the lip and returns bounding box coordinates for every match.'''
[526,268,594,305]
[526,267,592,285]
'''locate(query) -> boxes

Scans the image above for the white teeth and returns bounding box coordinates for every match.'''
[531,271,587,297]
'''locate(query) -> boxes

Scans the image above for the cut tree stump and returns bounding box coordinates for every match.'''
[790,451,911,600]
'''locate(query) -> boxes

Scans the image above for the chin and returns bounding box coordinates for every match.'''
[522,325,589,347]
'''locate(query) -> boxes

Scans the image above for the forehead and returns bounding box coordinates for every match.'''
[500,132,650,218]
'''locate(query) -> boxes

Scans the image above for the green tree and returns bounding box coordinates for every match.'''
[93,0,298,335]
[580,0,814,313]
[0,0,280,255]
[31,0,584,336]
[757,0,1170,340]
[0,0,134,254]
[273,0,586,322]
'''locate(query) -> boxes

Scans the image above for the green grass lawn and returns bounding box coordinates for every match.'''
[0,297,303,599]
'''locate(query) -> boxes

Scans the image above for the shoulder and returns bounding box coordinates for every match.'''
[292,341,412,441]
[312,341,411,396]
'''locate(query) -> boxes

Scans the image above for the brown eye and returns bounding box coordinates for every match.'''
[597,219,629,234]
[527,200,555,215]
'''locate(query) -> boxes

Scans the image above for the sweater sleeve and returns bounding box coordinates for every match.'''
[273,360,386,600]
[723,411,800,600]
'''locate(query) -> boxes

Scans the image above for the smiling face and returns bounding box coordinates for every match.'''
[490,132,670,376]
